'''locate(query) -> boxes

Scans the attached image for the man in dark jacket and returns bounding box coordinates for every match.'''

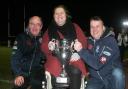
[11,16,46,89]
[71,16,125,89]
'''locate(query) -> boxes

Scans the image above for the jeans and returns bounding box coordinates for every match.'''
[112,68,125,89]
[85,78,105,89]
[85,68,125,89]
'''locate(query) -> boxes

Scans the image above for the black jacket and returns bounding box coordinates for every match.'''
[11,32,45,77]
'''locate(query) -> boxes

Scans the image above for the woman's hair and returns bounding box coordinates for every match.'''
[53,4,71,19]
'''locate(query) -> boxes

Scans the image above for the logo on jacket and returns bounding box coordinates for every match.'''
[100,56,107,64]
[103,51,111,56]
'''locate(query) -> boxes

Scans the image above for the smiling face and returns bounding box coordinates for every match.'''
[53,7,67,26]
[90,19,104,40]
[28,16,42,36]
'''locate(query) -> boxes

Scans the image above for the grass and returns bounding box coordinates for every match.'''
[0,46,13,89]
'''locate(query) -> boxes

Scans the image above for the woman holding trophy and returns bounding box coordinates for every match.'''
[41,5,88,89]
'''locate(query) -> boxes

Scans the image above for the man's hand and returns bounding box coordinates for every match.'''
[74,39,83,52]
[14,76,24,87]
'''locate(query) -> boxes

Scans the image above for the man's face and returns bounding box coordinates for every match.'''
[90,20,104,40]
[54,7,66,26]
[28,16,42,36]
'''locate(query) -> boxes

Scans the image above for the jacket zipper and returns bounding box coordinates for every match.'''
[28,37,37,75]
[93,39,104,81]
[97,71,103,81]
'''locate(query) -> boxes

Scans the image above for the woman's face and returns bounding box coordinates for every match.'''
[54,7,67,26]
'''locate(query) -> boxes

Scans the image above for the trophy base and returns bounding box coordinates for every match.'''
[55,83,69,88]
[56,77,68,83]
[55,76,70,88]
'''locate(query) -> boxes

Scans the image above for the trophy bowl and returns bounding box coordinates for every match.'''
[54,38,72,65]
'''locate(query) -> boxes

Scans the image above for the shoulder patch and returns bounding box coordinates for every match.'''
[103,51,111,56]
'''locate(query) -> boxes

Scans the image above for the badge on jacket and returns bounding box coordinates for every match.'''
[100,56,107,64]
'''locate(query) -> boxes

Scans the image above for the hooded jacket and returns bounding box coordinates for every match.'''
[78,27,123,80]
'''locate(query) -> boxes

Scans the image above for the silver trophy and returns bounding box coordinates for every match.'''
[53,39,72,86]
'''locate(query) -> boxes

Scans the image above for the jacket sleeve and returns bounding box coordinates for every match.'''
[78,36,120,70]
[11,35,24,76]
[74,23,87,48]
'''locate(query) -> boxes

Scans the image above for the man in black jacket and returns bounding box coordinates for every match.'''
[11,16,46,89]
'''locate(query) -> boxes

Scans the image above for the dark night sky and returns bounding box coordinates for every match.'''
[4,0,128,41]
